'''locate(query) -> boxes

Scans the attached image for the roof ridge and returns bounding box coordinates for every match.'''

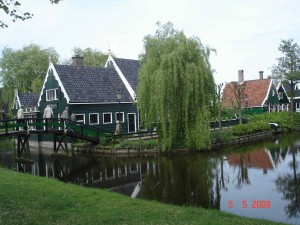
[113,57,139,62]
[54,64,116,70]
[244,78,271,82]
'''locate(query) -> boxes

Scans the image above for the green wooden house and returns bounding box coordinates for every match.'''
[13,55,140,138]
[12,90,39,123]
[283,83,300,112]
[37,54,139,134]
[277,83,290,111]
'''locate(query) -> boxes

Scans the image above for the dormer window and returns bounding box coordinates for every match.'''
[46,89,58,101]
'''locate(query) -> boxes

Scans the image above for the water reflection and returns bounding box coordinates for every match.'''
[0,133,300,224]
[275,138,300,220]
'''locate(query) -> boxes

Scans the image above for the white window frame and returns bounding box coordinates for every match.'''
[46,89,58,101]
[75,114,85,124]
[115,112,124,123]
[103,112,112,124]
[127,113,137,133]
[89,113,99,125]
[296,103,300,112]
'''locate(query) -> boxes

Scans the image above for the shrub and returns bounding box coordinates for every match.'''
[100,136,119,146]
[249,112,300,130]
[232,121,270,136]
[119,139,159,150]
[210,129,234,142]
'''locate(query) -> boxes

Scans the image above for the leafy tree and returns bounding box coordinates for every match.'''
[272,39,300,126]
[138,22,216,150]
[0,44,59,107]
[63,47,108,67]
[0,0,62,28]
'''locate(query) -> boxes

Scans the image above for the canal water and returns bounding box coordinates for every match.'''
[0,133,299,224]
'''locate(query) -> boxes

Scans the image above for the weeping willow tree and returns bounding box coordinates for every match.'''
[138,22,216,150]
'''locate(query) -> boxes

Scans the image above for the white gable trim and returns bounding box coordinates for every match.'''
[261,79,274,107]
[37,63,70,106]
[105,55,136,102]
[277,82,291,103]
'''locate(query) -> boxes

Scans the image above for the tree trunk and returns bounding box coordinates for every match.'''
[239,110,242,124]
[218,102,222,130]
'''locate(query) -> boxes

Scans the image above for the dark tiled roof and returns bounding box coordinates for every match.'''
[54,65,132,103]
[283,84,300,97]
[19,92,39,108]
[222,79,271,107]
[113,58,139,91]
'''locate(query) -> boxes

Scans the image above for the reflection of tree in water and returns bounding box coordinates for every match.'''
[214,156,229,210]
[218,156,229,191]
[275,144,300,219]
[231,154,250,189]
[140,154,219,209]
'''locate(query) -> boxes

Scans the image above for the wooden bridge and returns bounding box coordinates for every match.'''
[0,118,112,158]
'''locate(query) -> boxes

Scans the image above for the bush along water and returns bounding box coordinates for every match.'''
[249,111,300,131]
[231,121,270,136]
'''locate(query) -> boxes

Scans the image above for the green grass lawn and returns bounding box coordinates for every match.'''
[0,168,285,225]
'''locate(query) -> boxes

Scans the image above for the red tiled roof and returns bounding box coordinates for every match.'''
[222,78,271,108]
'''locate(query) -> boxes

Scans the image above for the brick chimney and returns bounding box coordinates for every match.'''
[238,70,244,83]
[259,71,264,80]
[72,55,84,66]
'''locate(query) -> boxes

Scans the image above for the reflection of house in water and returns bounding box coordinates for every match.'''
[13,151,158,199]
[227,149,275,173]
[87,161,158,198]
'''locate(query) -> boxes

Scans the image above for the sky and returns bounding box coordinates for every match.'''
[1,0,300,85]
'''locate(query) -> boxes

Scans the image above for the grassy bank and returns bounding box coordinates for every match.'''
[0,168,285,225]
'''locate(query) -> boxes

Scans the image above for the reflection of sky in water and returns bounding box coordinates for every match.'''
[220,150,299,225]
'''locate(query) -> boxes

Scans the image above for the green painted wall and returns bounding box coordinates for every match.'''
[243,107,266,115]
[39,69,68,119]
[70,103,138,133]
[278,85,289,104]
[265,84,279,105]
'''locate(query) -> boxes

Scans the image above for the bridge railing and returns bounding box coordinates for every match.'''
[64,119,111,139]
[0,119,18,134]
[0,118,112,141]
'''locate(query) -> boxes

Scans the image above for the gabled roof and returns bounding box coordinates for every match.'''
[283,83,300,98]
[19,92,39,108]
[222,78,272,108]
[113,57,139,91]
[104,55,139,101]
[53,65,132,103]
